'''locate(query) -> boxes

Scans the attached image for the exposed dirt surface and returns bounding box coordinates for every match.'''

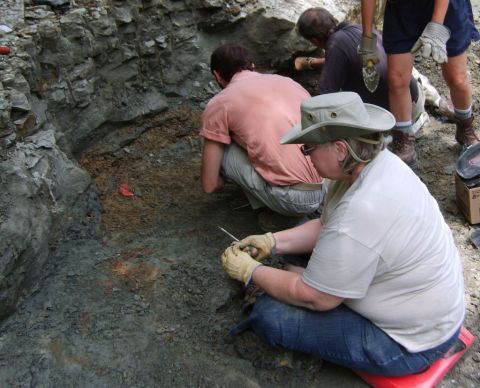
[77,54,480,386]
[2,54,480,388]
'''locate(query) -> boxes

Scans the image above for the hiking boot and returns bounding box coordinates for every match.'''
[391,130,418,168]
[455,116,479,147]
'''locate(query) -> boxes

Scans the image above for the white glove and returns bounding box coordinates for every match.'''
[411,22,450,64]
[358,33,379,66]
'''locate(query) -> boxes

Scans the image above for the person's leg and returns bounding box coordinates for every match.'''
[440,0,480,145]
[230,294,460,376]
[412,67,441,108]
[222,144,324,216]
[410,78,430,138]
[411,78,425,122]
[267,185,325,217]
[442,52,479,146]
[413,67,455,121]
[388,53,415,122]
[387,53,418,167]
[443,52,471,110]
[221,143,265,210]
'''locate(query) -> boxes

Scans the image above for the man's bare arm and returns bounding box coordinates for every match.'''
[201,139,225,193]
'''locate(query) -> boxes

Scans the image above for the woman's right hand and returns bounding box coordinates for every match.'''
[233,232,276,261]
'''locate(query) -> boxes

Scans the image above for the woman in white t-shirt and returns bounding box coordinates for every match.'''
[220,92,464,376]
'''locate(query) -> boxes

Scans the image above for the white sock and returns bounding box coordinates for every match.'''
[394,121,413,135]
[454,106,472,120]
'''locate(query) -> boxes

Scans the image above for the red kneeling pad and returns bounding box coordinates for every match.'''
[355,326,474,388]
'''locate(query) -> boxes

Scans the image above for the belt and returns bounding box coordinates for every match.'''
[288,182,323,191]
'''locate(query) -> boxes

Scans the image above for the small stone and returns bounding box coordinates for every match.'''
[0,25,13,34]
[10,89,30,111]
[144,40,155,48]
[443,165,455,175]
[229,5,241,16]
[14,113,36,134]
[103,330,113,339]
[473,352,480,362]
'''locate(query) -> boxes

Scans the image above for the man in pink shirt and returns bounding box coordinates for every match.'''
[200,44,325,217]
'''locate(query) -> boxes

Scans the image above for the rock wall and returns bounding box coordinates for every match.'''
[0,0,354,318]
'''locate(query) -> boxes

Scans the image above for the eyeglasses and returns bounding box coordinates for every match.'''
[300,144,317,156]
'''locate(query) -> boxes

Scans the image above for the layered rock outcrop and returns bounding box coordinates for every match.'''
[0,0,354,318]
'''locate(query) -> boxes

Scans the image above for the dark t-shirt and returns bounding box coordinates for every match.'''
[316,24,418,110]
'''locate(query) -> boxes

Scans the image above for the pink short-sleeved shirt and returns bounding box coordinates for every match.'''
[200,71,322,186]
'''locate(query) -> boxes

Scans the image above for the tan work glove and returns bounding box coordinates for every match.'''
[411,22,450,64]
[234,232,276,262]
[358,33,379,67]
[221,245,263,285]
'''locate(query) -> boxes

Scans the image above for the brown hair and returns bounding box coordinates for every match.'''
[297,7,339,42]
[210,43,254,82]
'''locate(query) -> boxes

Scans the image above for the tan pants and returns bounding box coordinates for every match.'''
[221,144,326,217]
[412,67,442,108]
[411,74,429,136]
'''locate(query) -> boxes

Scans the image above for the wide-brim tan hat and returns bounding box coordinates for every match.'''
[281,92,395,144]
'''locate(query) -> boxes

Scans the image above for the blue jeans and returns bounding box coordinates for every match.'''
[230,295,461,376]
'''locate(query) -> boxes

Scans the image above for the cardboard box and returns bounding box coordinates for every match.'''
[455,173,480,224]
